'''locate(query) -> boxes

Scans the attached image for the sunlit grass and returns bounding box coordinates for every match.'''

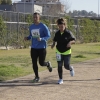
[71,43,100,63]
[0,64,23,81]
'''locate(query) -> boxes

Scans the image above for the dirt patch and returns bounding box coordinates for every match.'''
[0,58,100,100]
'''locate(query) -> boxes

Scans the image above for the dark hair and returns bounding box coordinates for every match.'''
[33,12,40,16]
[56,18,67,25]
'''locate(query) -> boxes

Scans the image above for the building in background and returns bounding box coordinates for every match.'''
[13,0,42,14]
[13,0,65,15]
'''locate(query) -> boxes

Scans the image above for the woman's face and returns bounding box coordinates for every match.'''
[58,24,66,32]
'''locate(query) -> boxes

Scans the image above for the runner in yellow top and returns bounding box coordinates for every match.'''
[51,18,76,84]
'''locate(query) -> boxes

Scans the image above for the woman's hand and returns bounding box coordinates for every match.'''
[67,40,75,47]
[51,41,55,49]
[67,42,71,47]
[51,45,54,49]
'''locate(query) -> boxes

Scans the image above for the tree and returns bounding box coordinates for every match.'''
[60,0,71,13]
[0,0,2,4]
[0,16,8,49]
[78,18,100,43]
[1,0,7,4]
[7,0,12,5]
[68,10,97,17]
[1,0,12,5]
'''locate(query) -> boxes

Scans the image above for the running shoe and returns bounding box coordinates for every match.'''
[70,66,75,76]
[47,61,52,72]
[57,79,63,84]
[32,77,40,83]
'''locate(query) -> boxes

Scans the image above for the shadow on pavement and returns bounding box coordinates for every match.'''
[0,78,100,87]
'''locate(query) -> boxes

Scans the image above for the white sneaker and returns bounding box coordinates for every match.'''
[70,66,75,76]
[57,79,63,84]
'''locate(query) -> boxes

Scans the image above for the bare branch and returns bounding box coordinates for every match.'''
[60,0,71,13]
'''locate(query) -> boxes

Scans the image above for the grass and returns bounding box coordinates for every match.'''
[71,43,100,63]
[0,42,100,81]
[0,64,23,81]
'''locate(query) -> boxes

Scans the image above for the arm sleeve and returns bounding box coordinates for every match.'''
[68,31,76,41]
[53,32,57,42]
[41,25,51,41]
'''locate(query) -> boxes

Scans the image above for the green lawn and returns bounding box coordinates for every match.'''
[0,42,100,81]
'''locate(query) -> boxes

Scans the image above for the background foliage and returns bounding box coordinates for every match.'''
[0,13,100,49]
[0,0,12,5]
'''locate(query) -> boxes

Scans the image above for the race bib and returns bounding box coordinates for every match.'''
[31,29,40,38]
[56,53,61,61]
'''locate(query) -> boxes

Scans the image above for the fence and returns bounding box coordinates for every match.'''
[0,10,60,48]
[0,10,59,34]
[1,10,99,48]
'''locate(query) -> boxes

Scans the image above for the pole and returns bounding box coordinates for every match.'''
[24,0,25,21]
[98,0,99,17]
[32,0,34,14]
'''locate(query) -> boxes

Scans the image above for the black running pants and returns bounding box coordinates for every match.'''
[31,48,48,78]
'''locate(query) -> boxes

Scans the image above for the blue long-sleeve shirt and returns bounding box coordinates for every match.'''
[27,22,51,49]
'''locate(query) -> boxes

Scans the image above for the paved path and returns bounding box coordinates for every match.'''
[0,58,100,100]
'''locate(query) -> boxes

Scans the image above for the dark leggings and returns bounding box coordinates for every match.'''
[31,48,48,78]
[57,54,71,79]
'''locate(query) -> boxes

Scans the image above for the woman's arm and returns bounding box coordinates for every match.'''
[51,41,56,49]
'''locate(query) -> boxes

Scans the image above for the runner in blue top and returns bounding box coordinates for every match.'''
[25,12,52,83]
